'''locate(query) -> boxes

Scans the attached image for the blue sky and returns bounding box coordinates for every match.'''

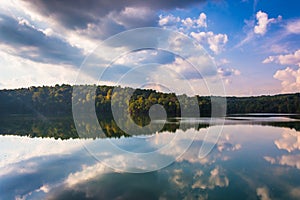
[0,0,299,96]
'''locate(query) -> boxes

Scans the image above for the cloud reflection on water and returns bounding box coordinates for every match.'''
[1,124,300,199]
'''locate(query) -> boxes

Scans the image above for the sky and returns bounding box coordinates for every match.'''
[0,0,299,96]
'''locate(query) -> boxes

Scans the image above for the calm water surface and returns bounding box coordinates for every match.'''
[1,115,300,199]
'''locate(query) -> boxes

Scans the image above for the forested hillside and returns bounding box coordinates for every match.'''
[0,84,299,117]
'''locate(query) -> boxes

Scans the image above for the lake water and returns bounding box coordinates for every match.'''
[1,115,300,199]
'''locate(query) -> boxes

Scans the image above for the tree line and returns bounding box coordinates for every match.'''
[0,84,299,118]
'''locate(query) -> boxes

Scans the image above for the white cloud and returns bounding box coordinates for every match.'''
[254,11,281,35]
[65,163,109,187]
[265,50,300,93]
[17,17,32,27]
[264,156,276,164]
[196,13,207,28]
[263,49,300,67]
[190,31,207,43]
[278,154,300,169]
[158,14,180,26]
[122,7,150,19]
[170,169,187,189]
[0,135,89,176]
[192,166,229,190]
[181,17,194,27]
[111,6,156,28]
[265,128,300,170]
[0,50,94,89]
[191,31,228,54]
[209,167,229,188]
[286,19,300,34]
[256,187,271,200]
[181,13,207,28]
[264,154,300,170]
[274,128,300,152]
[159,12,207,30]
[273,67,300,93]
[207,33,228,54]
[162,56,214,80]
[41,28,54,37]
[36,184,51,193]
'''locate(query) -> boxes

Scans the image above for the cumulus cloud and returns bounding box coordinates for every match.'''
[181,17,194,28]
[265,129,300,170]
[159,12,207,30]
[278,154,300,169]
[264,50,300,92]
[192,166,229,190]
[65,163,109,187]
[263,49,300,67]
[191,31,228,54]
[265,154,300,170]
[274,128,300,152]
[208,167,229,188]
[254,11,281,35]
[215,132,242,152]
[196,13,207,28]
[273,67,300,93]
[181,13,207,28]
[159,14,180,26]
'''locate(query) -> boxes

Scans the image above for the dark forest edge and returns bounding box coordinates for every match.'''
[1,84,299,117]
